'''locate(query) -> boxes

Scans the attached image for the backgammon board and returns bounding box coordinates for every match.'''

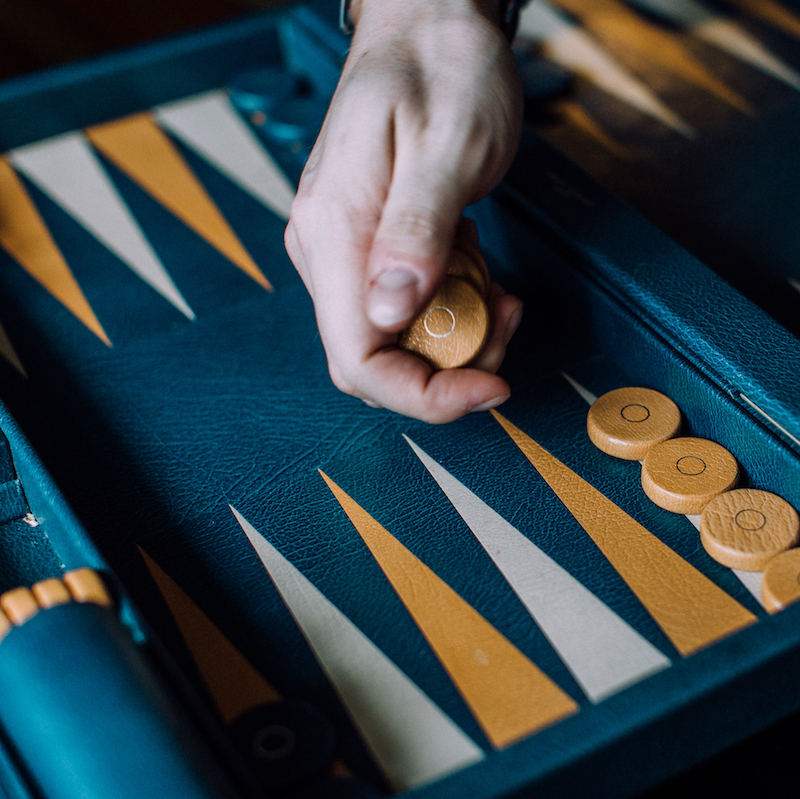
[0,3,798,798]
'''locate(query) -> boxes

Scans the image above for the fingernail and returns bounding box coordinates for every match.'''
[470,394,510,413]
[368,269,419,327]
[503,303,523,346]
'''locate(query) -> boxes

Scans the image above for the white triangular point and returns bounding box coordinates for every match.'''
[630,0,800,92]
[518,2,694,137]
[0,322,25,377]
[569,375,769,609]
[155,91,296,221]
[732,569,763,602]
[404,436,670,701]
[561,372,597,405]
[230,506,484,792]
[9,133,194,320]
[790,278,800,297]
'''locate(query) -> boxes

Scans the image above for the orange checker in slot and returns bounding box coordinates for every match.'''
[0,587,38,626]
[63,568,112,607]
[31,578,72,609]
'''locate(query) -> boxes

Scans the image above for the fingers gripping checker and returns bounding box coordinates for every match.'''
[398,275,489,370]
[398,219,492,370]
[587,387,682,460]
[641,437,739,515]
[447,243,491,298]
[700,489,800,571]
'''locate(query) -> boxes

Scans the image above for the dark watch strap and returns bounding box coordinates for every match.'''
[339,0,527,40]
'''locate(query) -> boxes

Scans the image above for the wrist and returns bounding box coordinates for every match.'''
[345,0,506,35]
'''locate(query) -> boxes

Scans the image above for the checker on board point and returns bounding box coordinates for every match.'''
[587,387,681,460]
[700,488,800,571]
[642,437,739,514]
[762,548,800,614]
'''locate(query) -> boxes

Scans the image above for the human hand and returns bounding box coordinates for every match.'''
[284,0,524,422]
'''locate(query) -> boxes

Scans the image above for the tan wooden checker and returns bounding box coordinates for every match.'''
[587,387,681,460]
[700,489,800,571]
[642,437,738,514]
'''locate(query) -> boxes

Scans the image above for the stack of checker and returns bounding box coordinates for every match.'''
[588,387,800,612]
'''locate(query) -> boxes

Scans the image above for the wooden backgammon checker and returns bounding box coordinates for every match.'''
[398,238,491,369]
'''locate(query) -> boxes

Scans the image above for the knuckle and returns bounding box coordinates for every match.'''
[327,361,357,396]
[283,220,300,262]
[286,194,320,246]
[288,191,311,225]
[387,206,442,240]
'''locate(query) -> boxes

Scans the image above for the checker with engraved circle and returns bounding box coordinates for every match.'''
[641,437,738,514]
[700,488,800,571]
[587,387,681,460]
[762,548,800,614]
[398,276,489,369]
[447,244,490,298]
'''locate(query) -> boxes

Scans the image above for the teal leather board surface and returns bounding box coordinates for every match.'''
[476,200,800,509]
[631,101,800,342]
[2,167,800,799]
[0,400,114,596]
[0,6,799,799]
[0,434,26,527]
[0,2,342,152]
[502,130,800,455]
[0,421,258,797]
[0,418,85,596]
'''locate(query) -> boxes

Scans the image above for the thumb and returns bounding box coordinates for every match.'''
[365,164,466,331]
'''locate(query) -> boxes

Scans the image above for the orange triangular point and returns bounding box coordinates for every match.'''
[139,547,280,723]
[558,101,632,158]
[0,322,25,376]
[492,411,756,655]
[728,0,800,40]
[320,471,578,748]
[0,157,110,345]
[87,114,271,290]
[551,0,752,113]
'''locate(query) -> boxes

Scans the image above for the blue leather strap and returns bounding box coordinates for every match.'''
[0,603,242,799]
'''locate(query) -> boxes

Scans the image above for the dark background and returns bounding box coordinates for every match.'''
[0,0,286,79]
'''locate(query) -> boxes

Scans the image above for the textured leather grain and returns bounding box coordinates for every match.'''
[0,6,799,799]
[0,431,26,526]
[502,129,800,455]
